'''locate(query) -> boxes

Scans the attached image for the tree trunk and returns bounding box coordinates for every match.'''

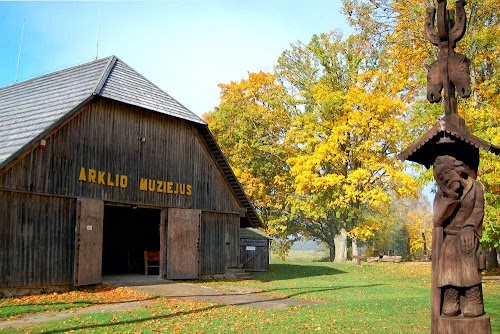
[351,237,359,263]
[406,236,411,261]
[334,228,348,262]
[329,245,335,262]
[485,246,499,270]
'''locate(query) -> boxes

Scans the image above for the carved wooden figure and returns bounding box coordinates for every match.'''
[433,156,485,318]
[425,0,471,115]
[421,1,493,333]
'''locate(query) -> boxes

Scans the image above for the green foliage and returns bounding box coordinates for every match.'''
[206,0,500,259]
[362,194,432,260]
[388,223,410,259]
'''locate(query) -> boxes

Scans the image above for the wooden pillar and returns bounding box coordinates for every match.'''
[431,227,491,334]
[159,209,167,278]
[435,315,491,334]
[431,227,443,333]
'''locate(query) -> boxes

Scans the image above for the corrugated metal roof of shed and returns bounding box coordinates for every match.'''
[0,57,111,167]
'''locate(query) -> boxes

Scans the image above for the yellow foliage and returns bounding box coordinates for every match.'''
[348,218,383,241]
[343,0,500,250]
[286,70,417,215]
[404,209,433,255]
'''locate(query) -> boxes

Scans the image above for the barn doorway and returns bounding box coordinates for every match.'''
[102,205,161,275]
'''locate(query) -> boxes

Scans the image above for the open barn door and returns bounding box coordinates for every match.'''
[74,198,104,286]
[167,208,200,279]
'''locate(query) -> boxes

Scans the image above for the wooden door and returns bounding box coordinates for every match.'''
[159,209,167,278]
[200,216,225,275]
[240,239,269,271]
[225,218,239,268]
[74,198,104,286]
[167,208,200,279]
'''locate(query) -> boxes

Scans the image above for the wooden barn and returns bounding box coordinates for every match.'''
[0,56,262,293]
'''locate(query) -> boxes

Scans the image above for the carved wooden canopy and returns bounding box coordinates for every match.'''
[398,116,500,169]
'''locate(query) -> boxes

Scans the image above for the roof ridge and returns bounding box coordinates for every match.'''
[0,56,114,91]
[92,56,118,95]
[107,58,205,123]
[0,54,209,171]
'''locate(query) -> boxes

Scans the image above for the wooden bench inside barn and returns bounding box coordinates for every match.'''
[144,251,160,275]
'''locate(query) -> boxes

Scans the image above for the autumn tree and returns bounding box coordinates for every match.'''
[276,31,417,262]
[207,1,499,263]
[351,191,432,260]
[203,72,298,257]
[342,0,500,265]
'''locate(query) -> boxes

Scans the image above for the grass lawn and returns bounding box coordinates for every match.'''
[1,261,499,333]
[271,249,329,263]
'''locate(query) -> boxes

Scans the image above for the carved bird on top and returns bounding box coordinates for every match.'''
[425,0,471,115]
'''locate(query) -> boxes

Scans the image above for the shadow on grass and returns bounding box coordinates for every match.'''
[32,284,385,333]
[0,297,159,322]
[0,297,158,309]
[160,284,385,300]
[251,263,346,281]
[161,284,385,301]
[262,284,384,299]
[37,303,228,333]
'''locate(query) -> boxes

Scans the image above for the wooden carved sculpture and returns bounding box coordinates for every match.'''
[424,2,492,331]
[425,0,471,115]
[397,0,494,331]
[433,156,485,318]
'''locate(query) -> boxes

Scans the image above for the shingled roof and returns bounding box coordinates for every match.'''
[240,228,273,240]
[398,117,500,168]
[0,56,261,227]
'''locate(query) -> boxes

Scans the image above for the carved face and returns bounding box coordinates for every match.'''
[440,167,463,193]
[434,156,467,199]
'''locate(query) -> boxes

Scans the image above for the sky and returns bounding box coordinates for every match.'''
[0,0,352,117]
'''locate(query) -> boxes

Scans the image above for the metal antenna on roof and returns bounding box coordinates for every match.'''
[95,0,102,60]
[15,20,25,83]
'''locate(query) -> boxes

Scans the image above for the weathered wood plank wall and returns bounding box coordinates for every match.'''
[225,218,240,268]
[0,191,76,288]
[167,208,200,279]
[159,209,168,278]
[240,239,269,272]
[0,98,240,214]
[0,97,246,287]
[200,212,239,275]
[74,198,104,286]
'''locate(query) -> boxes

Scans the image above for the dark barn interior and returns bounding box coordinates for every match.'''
[102,206,161,275]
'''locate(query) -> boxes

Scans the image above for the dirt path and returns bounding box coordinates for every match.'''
[0,275,322,330]
[130,282,321,309]
[0,300,155,329]
[107,275,322,309]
